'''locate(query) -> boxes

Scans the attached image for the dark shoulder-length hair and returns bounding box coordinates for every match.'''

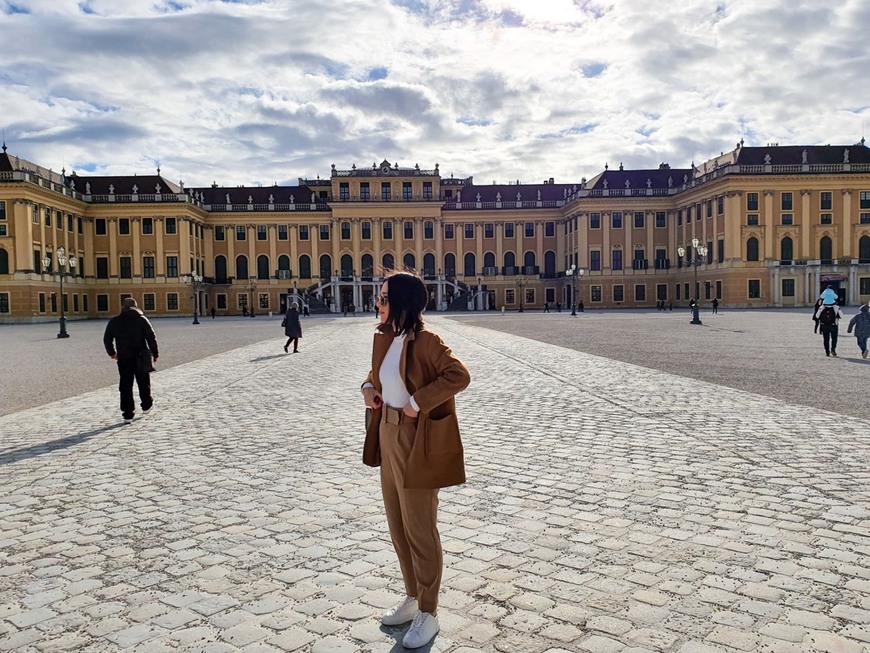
[385,271,427,336]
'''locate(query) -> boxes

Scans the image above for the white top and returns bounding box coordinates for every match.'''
[366,333,420,411]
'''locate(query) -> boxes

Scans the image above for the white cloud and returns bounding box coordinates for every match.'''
[1,0,868,186]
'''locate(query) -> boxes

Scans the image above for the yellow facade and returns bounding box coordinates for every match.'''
[1,145,870,322]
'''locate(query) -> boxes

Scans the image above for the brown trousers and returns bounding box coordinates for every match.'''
[379,407,442,614]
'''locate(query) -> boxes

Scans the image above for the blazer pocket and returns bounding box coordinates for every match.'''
[424,413,463,457]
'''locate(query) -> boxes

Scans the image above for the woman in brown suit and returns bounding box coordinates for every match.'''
[361,271,471,649]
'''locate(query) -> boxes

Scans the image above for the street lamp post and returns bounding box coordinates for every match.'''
[517,275,525,312]
[44,247,77,338]
[565,265,585,316]
[182,273,203,324]
[677,238,708,326]
[248,277,258,317]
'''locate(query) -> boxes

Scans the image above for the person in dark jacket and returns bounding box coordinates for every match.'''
[103,297,159,423]
[846,304,870,358]
[283,302,302,353]
[812,298,824,334]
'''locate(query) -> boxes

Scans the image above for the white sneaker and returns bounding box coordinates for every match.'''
[123,418,133,424]
[402,611,439,649]
[381,596,418,626]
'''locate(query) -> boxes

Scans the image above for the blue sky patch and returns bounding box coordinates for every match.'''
[458,117,493,127]
[367,67,388,81]
[3,2,30,14]
[582,63,606,78]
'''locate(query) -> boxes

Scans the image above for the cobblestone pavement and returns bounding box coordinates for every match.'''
[1,317,869,653]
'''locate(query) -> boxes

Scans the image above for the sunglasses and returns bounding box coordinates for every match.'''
[376,294,389,306]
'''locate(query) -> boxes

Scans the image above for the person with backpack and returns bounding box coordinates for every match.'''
[814,302,844,357]
[846,304,870,359]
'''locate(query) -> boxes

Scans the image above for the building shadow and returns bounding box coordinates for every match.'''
[0,423,122,466]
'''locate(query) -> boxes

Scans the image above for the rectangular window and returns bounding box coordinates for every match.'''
[484,223,494,238]
[655,211,666,228]
[635,284,646,301]
[444,223,454,239]
[165,217,177,234]
[525,288,534,306]
[319,224,330,240]
[545,221,555,237]
[403,182,412,200]
[717,196,724,214]
[341,222,351,240]
[259,293,269,309]
[718,240,724,263]
[214,225,225,241]
[860,213,870,225]
[120,256,132,279]
[32,205,39,224]
[143,293,156,311]
[611,249,623,271]
[820,191,832,210]
[257,225,267,241]
[423,221,433,239]
[360,182,370,200]
[860,277,870,294]
[96,257,109,279]
[236,225,246,241]
[0,224,5,236]
[38,292,46,312]
[404,221,413,239]
[686,206,692,223]
[167,293,179,311]
[299,225,309,240]
[677,209,683,226]
[747,214,759,226]
[613,285,624,302]
[634,212,645,228]
[505,289,515,304]
[611,212,622,229]
[95,218,107,235]
[590,213,601,229]
[781,214,793,225]
[72,293,78,313]
[143,256,155,278]
[706,200,713,218]
[423,182,433,199]
[781,192,793,211]
[504,222,514,238]
[748,279,761,299]
[383,221,393,239]
[590,250,601,271]
[859,191,870,209]
[676,284,681,301]
[66,214,72,232]
[782,278,795,297]
[464,224,474,238]
[278,225,288,240]
[141,218,153,235]
[821,213,833,225]
[119,218,130,235]
[78,217,83,234]
[0,292,8,313]
[93,293,108,312]
[588,285,601,303]
[44,208,51,227]
[361,221,372,239]
[656,284,667,301]
[525,222,534,237]
[339,183,349,200]
[166,256,178,278]
[381,182,391,200]
[747,192,759,211]
[0,200,5,220]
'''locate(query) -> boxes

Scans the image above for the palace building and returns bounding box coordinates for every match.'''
[1,140,869,322]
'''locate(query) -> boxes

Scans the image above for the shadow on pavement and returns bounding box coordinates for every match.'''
[250,354,287,362]
[0,423,122,466]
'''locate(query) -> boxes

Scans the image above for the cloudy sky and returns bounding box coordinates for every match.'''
[2,0,868,188]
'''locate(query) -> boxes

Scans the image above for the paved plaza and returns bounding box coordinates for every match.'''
[1,314,869,652]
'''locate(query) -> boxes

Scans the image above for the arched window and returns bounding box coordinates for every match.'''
[444,253,455,277]
[859,235,870,262]
[299,254,311,278]
[403,253,415,270]
[544,251,556,277]
[382,253,395,271]
[277,254,290,272]
[820,236,833,263]
[361,254,374,278]
[340,254,353,277]
[747,237,759,262]
[464,252,475,277]
[523,250,536,272]
[780,237,793,263]
[257,254,269,279]
[235,255,248,280]
[504,251,516,274]
[319,254,332,279]
[0,248,8,274]
[215,255,227,281]
[423,253,435,276]
[483,252,496,268]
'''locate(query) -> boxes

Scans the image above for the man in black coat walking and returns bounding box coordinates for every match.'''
[103,297,159,423]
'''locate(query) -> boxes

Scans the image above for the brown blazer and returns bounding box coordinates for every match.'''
[363,324,471,489]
